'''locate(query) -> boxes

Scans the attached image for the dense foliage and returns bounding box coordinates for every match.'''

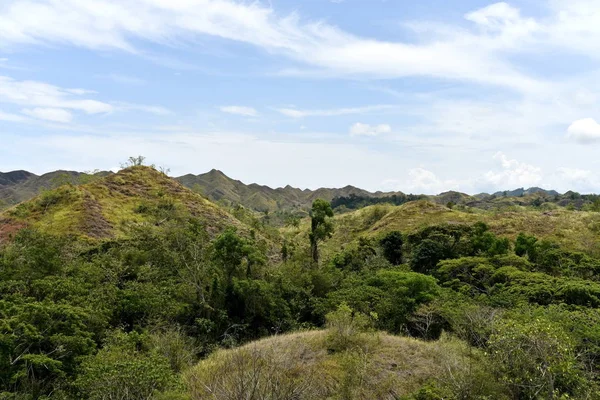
[3,189,600,399]
[331,193,426,210]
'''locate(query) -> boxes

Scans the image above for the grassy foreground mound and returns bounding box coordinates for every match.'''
[185,328,497,400]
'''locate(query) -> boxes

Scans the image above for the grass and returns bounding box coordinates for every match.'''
[0,166,245,241]
[283,200,600,261]
[185,329,496,400]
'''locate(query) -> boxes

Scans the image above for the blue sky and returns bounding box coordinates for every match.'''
[1,0,600,194]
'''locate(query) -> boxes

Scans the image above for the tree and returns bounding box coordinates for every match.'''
[121,155,146,169]
[380,231,404,265]
[515,233,538,260]
[309,199,334,263]
[212,228,265,282]
[410,238,451,274]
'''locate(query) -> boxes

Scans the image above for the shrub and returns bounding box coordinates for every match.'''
[76,331,176,400]
[325,303,375,352]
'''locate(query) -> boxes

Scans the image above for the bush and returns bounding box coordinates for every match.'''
[76,331,177,400]
[325,303,375,352]
[185,338,324,400]
[488,318,582,399]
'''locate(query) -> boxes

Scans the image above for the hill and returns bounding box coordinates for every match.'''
[177,169,390,213]
[0,170,111,210]
[285,200,600,261]
[491,187,560,198]
[0,170,35,187]
[0,166,244,241]
[185,329,491,399]
[3,168,600,399]
[2,168,599,216]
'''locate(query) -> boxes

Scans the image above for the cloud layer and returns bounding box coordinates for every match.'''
[0,0,596,92]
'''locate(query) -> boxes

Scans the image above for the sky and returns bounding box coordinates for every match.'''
[1,0,600,194]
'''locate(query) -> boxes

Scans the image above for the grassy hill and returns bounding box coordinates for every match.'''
[185,329,491,399]
[0,166,244,241]
[0,170,111,210]
[285,200,600,261]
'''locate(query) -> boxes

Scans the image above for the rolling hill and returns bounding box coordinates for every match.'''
[0,170,111,209]
[283,199,600,262]
[0,166,245,242]
[1,167,598,216]
[177,169,400,213]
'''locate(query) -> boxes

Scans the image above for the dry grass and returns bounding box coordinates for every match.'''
[185,330,491,400]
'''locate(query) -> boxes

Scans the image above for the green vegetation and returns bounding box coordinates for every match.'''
[309,199,334,263]
[331,193,426,210]
[3,165,600,399]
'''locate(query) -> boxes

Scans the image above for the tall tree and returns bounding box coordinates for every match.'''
[380,231,404,265]
[309,199,334,263]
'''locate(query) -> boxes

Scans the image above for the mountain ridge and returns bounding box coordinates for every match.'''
[0,168,593,213]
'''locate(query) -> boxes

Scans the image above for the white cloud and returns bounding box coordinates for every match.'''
[22,107,73,123]
[484,152,542,188]
[219,106,258,117]
[0,76,113,114]
[556,167,600,192]
[0,109,26,122]
[0,76,172,120]
[0,0,596,96]
[349,122,391,136]
[277,108,307,118]
[381,168,461,194]
[465,2,523,28]
[0,0,566,92]
[276,105,394,118]
[566,118,600,143]
[405,168,446,193]
[65,88,97,95]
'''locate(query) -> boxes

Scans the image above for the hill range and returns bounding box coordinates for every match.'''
[1,168,595,214]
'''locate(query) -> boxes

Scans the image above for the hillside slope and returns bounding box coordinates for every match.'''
[177,169,392,212]
[0,166,244,241]
[288,200,600,260]
[0,170,111,209]
[2,167,597,214]
[185,329,489,399]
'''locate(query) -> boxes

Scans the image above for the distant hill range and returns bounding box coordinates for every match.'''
[0,168,596,213]
[491,187,560,198]
[177,169,407,213]
[0,170,112,207]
